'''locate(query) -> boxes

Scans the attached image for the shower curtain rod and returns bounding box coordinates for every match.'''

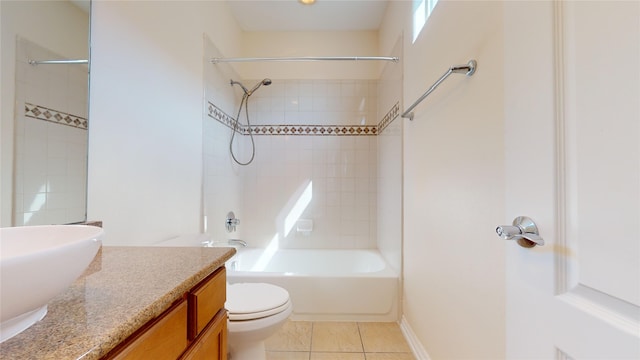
[210,56,399,64]
[28,59,88,65]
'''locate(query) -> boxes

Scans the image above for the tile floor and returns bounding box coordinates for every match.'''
[264,321,415,360]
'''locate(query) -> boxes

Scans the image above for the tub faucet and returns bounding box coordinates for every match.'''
[228,239,247,247]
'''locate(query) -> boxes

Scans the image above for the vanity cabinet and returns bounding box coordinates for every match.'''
[104,267,227,360]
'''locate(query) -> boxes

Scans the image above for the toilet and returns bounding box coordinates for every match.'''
[226,282,293,360]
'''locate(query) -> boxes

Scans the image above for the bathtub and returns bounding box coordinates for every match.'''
[226,248,399,322]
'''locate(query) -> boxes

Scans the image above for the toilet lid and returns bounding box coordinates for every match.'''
[226,283,291,321]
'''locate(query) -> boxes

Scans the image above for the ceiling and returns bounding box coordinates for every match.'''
[225,0,389,31]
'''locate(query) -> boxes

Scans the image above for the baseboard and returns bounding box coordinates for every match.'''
[399,315,431,360]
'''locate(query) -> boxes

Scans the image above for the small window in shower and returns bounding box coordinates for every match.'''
[412,0,439,43]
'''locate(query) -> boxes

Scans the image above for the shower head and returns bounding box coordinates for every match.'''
[247,78,272,96]
[230,78,271,96]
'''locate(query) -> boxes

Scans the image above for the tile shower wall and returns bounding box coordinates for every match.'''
[240,132,378,249]
[240,79,378,248]
[13,37,88,226]
[246,79,378,127]
[203,46,403,251]
[206,78,381,249]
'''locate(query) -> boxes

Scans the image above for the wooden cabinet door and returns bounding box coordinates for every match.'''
[181,310,227,360]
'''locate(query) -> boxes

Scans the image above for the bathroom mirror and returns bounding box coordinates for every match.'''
[0,0,90,227]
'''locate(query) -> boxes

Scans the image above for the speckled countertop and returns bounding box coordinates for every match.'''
[0,246,236,360]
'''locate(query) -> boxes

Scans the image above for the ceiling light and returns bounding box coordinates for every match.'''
[299,0,315,5]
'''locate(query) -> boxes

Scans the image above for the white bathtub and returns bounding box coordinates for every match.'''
[226,248,399,322]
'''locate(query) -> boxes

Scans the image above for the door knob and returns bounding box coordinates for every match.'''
[496,216,544,248]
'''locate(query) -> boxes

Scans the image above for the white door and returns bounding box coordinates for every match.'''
[503,1,640,359]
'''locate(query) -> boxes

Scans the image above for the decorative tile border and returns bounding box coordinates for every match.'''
[207,103,238,132]
[377,101,400,134]
[25,103,88,130]
[248,124,377,136]
[207,100,398,137]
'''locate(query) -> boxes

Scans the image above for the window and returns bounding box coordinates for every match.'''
[412,0,439,43]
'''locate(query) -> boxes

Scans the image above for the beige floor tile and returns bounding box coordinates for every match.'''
[310,352,366,360]
[365,353,416,360]
[358,322,411,353]
[311,322,364,352]
[266,321,313,352]
[266,351,310,360]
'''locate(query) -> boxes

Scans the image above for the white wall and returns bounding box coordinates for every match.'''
[1,0,88,227]
[88,1,242,245]
[382,1,507,358]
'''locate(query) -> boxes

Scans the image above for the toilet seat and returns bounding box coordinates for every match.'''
[227,283,291,321]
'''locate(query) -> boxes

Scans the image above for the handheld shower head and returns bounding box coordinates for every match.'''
[230,78,271,96]
[228,79,272,166]
[248,78,272,95]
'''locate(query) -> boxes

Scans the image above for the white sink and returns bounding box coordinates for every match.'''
[0,225,103,342]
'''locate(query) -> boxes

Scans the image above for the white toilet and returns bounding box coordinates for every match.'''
[226,282,293,360]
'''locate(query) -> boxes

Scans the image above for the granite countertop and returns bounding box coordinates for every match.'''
[0,246,236,360]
